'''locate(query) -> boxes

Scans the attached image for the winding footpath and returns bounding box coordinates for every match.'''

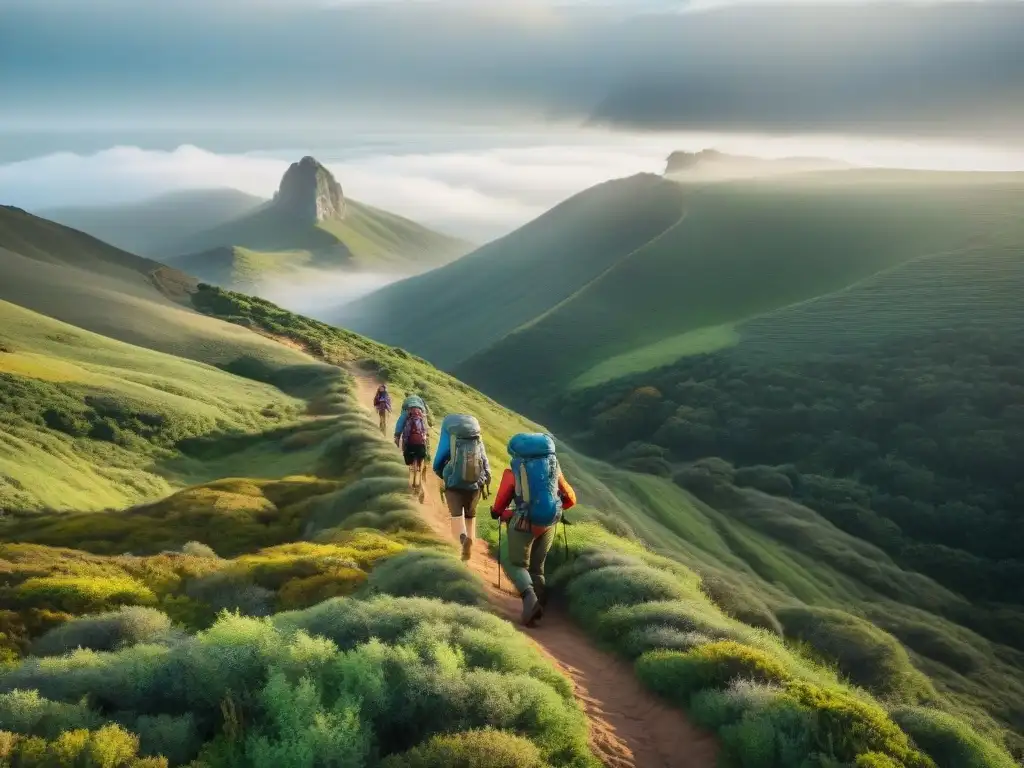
[351,372,717,768]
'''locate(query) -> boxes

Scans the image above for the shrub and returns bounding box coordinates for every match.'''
[32,607,175,657]
[365,551,487,607]
[184,573,274,617]
[734,466,794,497]
[0,724,158,768]
[130,714,201,766]
[180,542,218,559]
[781,681,933,767]
[565,566,688,629]
[14,577,156,614]
[381,730,544,768]
[635,642,791,708]
[777,607,934,702]
[0,690,101,738]
[892,707,1018,768]
[699,574,782,635]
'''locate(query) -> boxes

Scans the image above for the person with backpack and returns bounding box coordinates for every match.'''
[433,414,491,561]
[394,394,430,501]
[372,384,391,435]
[490,433,576,626]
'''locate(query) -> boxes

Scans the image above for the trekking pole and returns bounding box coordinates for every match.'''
[497,521,503,591]
[561,518,569,564]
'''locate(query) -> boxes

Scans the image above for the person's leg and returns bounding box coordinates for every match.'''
[378,409,387,434]
[528,524,557,609]
[445,490,468,544]
[462,490,481,561]
[502,520,543,625]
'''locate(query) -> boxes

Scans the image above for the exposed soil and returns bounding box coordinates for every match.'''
[350,371,718,768]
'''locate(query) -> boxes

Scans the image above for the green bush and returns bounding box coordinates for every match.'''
[0,690,100,739]
[365,551,487,607]
[635,641,791,708]
[565,565,688,630]
[892,707,1018,768]
[0,724,160,768]
[13,577,156,614]
[381,730,544,768]
[32,608,175,657]
[777,607,934,702]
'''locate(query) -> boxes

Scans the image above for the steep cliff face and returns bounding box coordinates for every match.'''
[275,156,345,222]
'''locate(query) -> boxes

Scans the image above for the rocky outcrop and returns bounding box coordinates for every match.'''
[275,156,345,222]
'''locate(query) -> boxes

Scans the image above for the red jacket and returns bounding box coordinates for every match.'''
[490,467,576,526]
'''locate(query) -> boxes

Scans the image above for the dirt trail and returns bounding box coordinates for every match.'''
[351,372,717,768]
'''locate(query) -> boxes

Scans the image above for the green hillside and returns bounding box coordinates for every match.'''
[331,173,687,367]
[0,300,307,512]
[40,188,265,257]
[0,207,1020,766]
[455,171,1024,406]
[0,206,309,368]
[188,286,1024,764]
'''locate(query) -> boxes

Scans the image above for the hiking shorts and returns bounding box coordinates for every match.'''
[403,444,427,465]
[444,488,481,519]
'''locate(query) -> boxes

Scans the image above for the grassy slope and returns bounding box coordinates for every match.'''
[0,207,309,369]
[455,171,1024,407]
[0,357,596,767]
[194,286,1021,766]
[331,174,687,368]
[39,188,266,257]
[170,198,471,287]
[0,300,306,512]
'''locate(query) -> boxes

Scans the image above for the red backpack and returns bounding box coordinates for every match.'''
[403,407,427,447]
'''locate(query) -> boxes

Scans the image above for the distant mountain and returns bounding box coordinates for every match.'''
[664,149,848,181]
[40,188,265,257]
[167,156,471,291]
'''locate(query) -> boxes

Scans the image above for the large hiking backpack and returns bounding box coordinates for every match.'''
[402,406,428,447]
[440,414,485,491]
[508,433,560,527]
[401,395,426,415]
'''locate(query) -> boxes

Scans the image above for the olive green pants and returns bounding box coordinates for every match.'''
[501,515,557,595]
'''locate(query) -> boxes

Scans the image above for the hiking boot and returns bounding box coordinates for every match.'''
[520,588,543,627]
[418,486,426,504]
[533,581,548,608]
[461,535,473,562]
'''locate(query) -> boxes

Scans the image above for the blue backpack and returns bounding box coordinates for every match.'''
[508,433,561,528]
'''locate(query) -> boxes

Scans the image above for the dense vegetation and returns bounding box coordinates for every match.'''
[0,355,596,767]
[194,285,1021,767]
[550,327,1024,613]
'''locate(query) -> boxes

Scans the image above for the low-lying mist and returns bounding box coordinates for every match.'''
[254,269,405,319]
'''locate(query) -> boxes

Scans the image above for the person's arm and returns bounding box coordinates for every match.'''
[557,472,577,511]
[490,469,516,521]
[432,436,450,478]
[393,411,406,441]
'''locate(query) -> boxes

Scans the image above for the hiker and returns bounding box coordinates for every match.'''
[394,394,430,501]
[490,433,576,626]
[433,414,491,561]
[372,384,391,434]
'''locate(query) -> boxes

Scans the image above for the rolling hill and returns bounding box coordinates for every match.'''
[0,206,1020,766]
[333,165,1024,410]
[331,173,688,367]
[165,157,471,290]
[0,205,307,368]
[40,187,265,257]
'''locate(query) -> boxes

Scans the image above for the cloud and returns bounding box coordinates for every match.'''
[4,128,1024,244]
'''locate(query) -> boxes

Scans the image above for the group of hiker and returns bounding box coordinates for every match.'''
[374,383,576,626]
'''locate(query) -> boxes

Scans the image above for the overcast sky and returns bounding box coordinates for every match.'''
[3,0,1023,143]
